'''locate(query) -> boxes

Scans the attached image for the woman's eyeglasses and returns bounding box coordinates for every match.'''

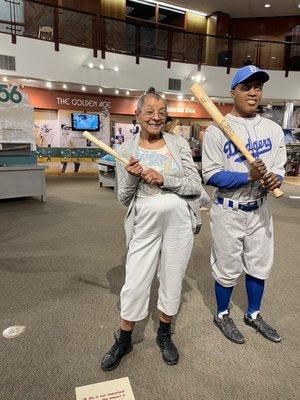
[142,109,167,119]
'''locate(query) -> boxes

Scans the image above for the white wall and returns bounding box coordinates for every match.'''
[1,33,300,101]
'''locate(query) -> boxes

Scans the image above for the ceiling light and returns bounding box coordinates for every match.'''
[195,75,201,83]
[161,93,166,99]
[160,5,185,14]
[114,66,119,72]
[126,90,130,95]
[191,96,195,101]
[99,64,104,70]
[81,86,86,91]
[139,1,207,16]
[201,77,206,82]
[115,89,119,95]
[46,82,52,88]
[3,77,8,82]
[63,84,67,89]
[298,4,300,7]
[98,87,103,93]
[191,76,195,81]
[88,62,94,68]
[264,4,271,7]
[177,94,183,100]
[271,56,276,60]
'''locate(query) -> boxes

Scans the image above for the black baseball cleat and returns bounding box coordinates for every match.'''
[213,314,245,344]
[156,332,179,365]
[243,313,282,343]
[101,332,133,371]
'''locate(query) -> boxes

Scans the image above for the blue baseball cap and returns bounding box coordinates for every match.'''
[231,65,269,90]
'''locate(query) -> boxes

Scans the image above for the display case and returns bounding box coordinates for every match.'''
[285,144,300,176]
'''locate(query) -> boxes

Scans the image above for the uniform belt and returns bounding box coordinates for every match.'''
[216,196,265,212]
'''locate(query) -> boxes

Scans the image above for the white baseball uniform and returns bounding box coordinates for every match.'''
[202,113,286,287]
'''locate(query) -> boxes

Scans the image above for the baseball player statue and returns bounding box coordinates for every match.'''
[202,65,286,344]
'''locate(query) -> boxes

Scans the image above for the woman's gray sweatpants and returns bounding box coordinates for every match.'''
[120,193,194,321]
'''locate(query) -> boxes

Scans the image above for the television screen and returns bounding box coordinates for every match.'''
[71,113,100,131]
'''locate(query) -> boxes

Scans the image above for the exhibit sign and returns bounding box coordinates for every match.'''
[0,83,36,151]
[23,87,232,119]
[0,83,23,105]
[76,377,135,400]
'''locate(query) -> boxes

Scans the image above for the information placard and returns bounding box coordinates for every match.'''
[76,377,135,400]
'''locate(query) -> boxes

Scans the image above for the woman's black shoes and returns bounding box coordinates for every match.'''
[101,332,133,371]
[101,331,179,371]
[156,332,179,365]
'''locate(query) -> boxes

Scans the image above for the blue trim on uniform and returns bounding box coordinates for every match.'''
[276,174,284,182]
[215,281,233,314]
[207,170,249,189]
[245,274,265,316]
[216,196,264,211]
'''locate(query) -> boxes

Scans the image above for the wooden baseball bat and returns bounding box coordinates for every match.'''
[83,131,129,164]
[83,131,150,171]
[191,83,283,198]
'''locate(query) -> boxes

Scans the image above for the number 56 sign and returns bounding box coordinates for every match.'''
[0,83,23,104]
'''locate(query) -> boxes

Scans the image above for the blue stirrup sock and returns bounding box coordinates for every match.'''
[245,274,265,318]
[215,281,233,317]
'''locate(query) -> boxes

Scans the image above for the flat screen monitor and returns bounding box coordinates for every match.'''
[71,113,100,131]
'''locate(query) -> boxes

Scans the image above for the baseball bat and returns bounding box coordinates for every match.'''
[83,131,151,171]
[190,83,283,198]
[83,131,129,164]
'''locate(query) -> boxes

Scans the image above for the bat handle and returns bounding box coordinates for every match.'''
[272,187,284,198]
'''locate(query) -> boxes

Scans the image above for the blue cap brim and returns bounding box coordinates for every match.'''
[231,70,270,90]
[241,71,269,84]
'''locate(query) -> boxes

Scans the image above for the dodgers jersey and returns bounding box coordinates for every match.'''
[202,113,286,201]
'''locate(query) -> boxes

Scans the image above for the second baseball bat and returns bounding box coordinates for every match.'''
[191,83,283,198]
[83,131,129,164]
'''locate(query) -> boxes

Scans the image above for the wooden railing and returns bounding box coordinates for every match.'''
[1,0,299,76]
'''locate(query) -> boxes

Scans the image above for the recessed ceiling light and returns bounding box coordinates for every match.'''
[113,66,119,72]
[126,90,130,95]
[46,82,52,88]
[81,86,86,91]
[63,84,67,89]
[191,96,195,101]
[88,62,94,68]
[298,4,300,7]
[191,76,195,81]
[161,93,166,99]
[264,4,271,7]
[99,64,104,70]
[139,0,207,16]
[177,94,183,100]
[115,89,119,95]
[195,75,201,83]
[98,87,103,93]
[3,77,8,82]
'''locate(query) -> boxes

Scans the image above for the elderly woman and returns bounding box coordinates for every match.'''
[101,88,204,371]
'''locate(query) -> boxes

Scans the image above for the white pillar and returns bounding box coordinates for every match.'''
[282,101,294,129]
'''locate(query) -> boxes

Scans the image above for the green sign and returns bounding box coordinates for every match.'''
[0,83,23,104]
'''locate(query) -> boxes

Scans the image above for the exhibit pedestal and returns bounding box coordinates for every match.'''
[0,165,47,201]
